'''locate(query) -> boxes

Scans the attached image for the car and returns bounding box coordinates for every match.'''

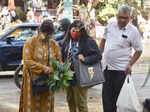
[0,23,40,71]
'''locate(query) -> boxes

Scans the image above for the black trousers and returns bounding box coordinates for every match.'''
[102,68,126,112]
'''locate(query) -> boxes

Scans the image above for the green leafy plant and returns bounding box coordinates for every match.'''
[47,58,74,93]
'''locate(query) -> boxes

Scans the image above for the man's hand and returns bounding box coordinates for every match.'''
[125,63,132,75]
[125,51,142,75]
[44,66,53,75]
[78,54,85,61]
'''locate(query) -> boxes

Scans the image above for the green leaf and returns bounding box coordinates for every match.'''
[59,73,64,79]
[47,80,54,86]
[50,58,58,70]
[63,80,70,87]
[53,74,60,80]
[51,58,65,72]
[57,63,64,72]
[48,81,56,89]
[63,61,72,71]
[63,71,74,80]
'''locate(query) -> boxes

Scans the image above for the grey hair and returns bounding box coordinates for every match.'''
[118,5,132,16]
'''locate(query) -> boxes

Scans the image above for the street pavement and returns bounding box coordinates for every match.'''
[0,72,150,112]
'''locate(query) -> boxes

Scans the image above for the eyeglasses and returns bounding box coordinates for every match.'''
[118,16,130,20]
[71,30,80,33]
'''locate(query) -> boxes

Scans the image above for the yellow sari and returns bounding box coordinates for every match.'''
[19,36,62,112]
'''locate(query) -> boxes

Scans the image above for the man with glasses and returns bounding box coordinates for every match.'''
[100,5,143,112]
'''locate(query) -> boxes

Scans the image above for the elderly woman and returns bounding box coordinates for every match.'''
[61,20,102,112]
[19,20,62,112]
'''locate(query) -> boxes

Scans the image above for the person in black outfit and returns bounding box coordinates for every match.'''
[61,20,102,112]
[54,18,71,41]
[58,18,71,32]
[53,18,71,47]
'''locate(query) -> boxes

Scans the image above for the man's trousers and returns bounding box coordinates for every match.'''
[102,69,126,112]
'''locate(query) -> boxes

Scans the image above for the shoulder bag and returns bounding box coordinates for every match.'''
[74,60,105,87]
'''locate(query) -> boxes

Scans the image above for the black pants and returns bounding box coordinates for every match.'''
[102,69,126,112]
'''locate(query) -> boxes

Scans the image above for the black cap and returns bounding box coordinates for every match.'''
[58,18,71,31]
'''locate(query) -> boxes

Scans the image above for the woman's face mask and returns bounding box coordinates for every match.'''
[70,27,81,40]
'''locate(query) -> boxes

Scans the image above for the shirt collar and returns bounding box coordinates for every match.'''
[122,23,129,30]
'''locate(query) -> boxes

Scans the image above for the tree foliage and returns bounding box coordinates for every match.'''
[94,0,144,25]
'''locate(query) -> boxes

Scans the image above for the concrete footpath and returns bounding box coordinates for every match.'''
[0,72,150,112]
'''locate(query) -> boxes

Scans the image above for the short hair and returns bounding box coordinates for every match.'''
[118,5,132,16]
[40,20,54,34]
[143,99,150,112]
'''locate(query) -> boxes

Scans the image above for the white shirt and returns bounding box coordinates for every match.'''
[103,20,143,71]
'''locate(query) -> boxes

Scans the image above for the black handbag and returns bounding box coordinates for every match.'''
[74,60,105,87]
[28,40,50,95]
[30,74,49,95]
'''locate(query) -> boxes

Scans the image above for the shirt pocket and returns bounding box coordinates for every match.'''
[119,37,131,48]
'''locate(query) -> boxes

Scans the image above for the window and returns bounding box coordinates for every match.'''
[7,27,38,41]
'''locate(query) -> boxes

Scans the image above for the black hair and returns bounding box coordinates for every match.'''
[64,20,89,43]
[143,99,150,112]
[40,20,54,34]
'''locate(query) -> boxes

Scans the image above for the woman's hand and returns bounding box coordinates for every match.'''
[78,54,85,61]
[44,66,53,75]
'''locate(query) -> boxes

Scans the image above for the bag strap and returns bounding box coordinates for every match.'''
[47,39,50,66]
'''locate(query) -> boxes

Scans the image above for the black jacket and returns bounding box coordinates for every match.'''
[61,37,102,65]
